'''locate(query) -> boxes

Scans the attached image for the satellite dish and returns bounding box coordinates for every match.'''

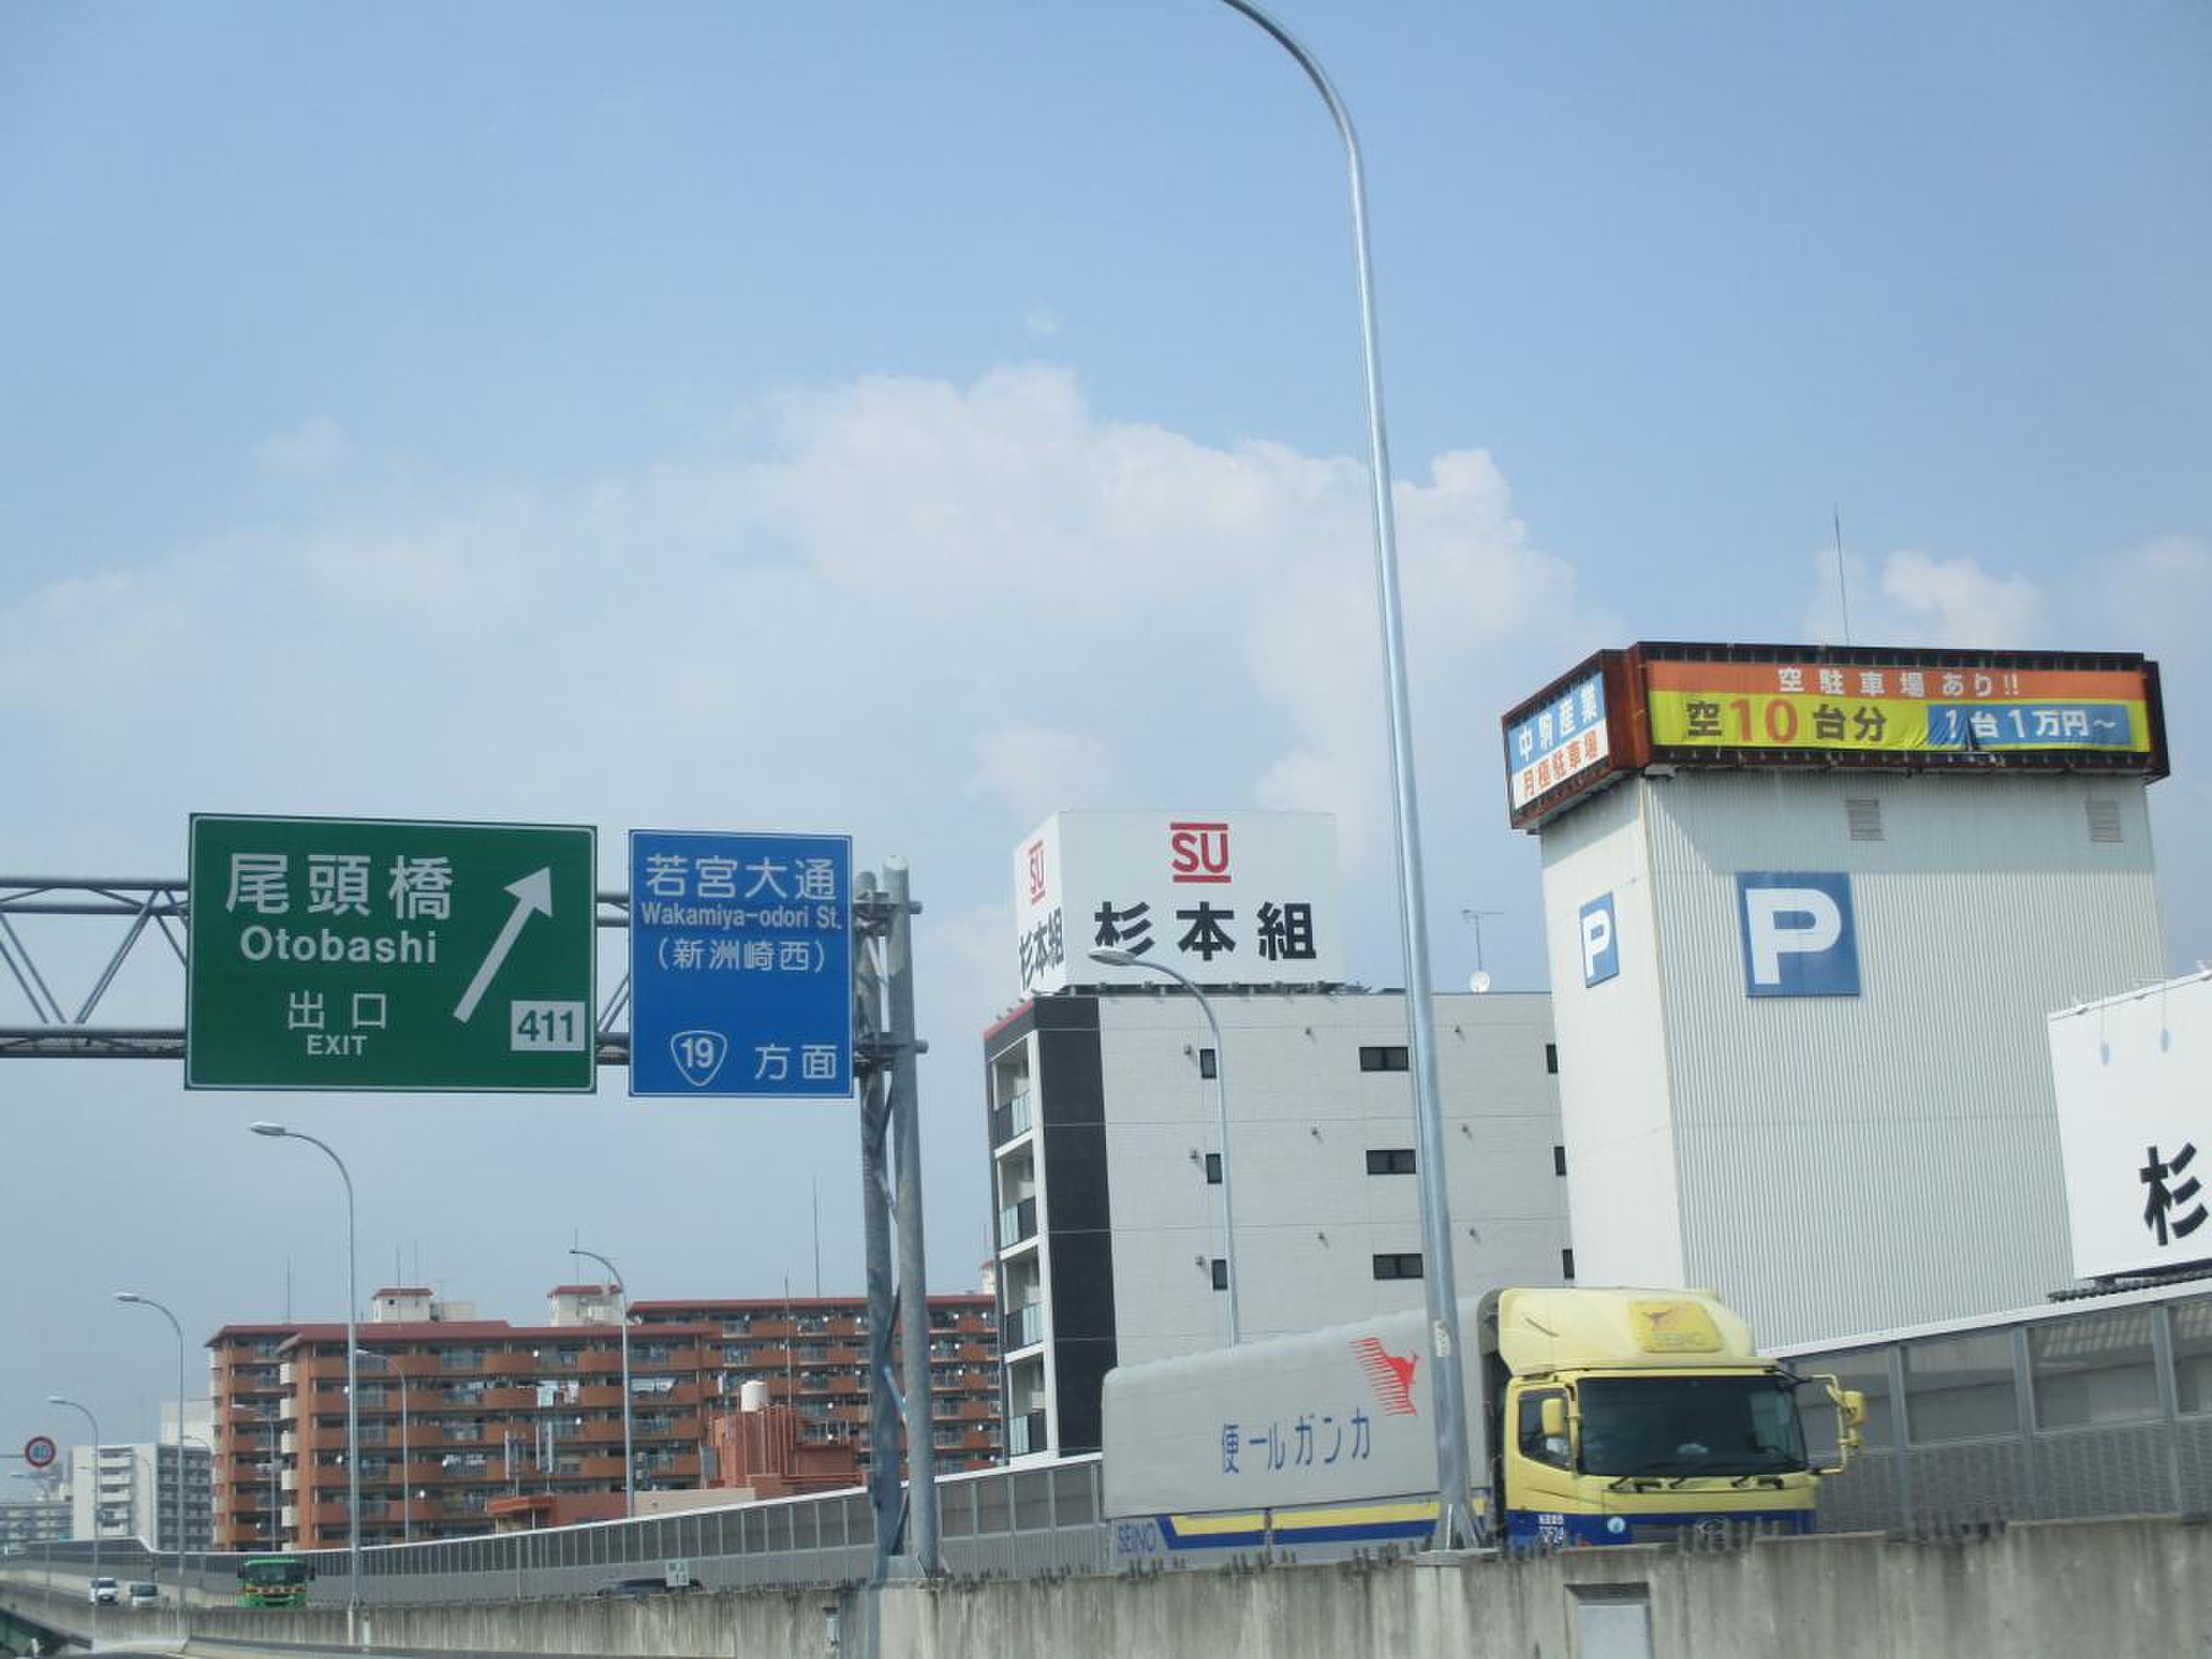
[1468,971,1492,994]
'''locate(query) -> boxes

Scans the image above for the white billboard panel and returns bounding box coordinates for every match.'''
[1101,1303,1488,1519]
[2050,971,2212,1279]
[1011,810,1343,996]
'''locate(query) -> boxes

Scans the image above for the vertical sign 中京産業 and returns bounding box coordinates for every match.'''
[186,815,597,1090]
[628,830,853,1099]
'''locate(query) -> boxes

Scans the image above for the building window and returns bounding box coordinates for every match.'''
[2087,799,2124,844]
[1552,1145,1568,1177]
[1210,1259,1230,1291]
[1198,1047,1218,1079]
[1359,1045,1410,1073]
[1365,1148,1417,1175]
[1545,1042,1559,1075]
[1561,1248,1576,1280]
[1204,1152,1222,1185]
[1372,1253,1423,1280]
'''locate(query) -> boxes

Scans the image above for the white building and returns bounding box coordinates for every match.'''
[0,1494,70,1550]
[65,1403,215,1549]
[1514,643,2170,1347]
[65,1440,213,1549]
[985,985,1572,1462]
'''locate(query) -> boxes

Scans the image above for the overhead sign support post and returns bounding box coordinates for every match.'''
[853,861,940,1583]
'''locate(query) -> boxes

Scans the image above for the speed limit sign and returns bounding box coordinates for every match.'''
[23,1436,56,1469]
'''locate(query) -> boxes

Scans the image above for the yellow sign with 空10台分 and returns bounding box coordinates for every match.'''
[1644,661,2152,755]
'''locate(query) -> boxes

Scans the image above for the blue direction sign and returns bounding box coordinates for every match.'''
[628,830,854,1098]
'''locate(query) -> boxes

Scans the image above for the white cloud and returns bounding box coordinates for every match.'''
[0,365,1618,1324]
[1804,547,2044,648]
[253,414,351,477]
[2075,535,2212,665]
[5,361,1613,982]
[1023,304,1060,339]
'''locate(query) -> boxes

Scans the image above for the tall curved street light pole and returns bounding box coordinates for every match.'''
[1090,948,1240,1345]
[249,1122,360,1618]
[44,1395,100,1591]
[570,1248,633,1518]
[1209,0,1479,1549]
[113,1292,188,1606]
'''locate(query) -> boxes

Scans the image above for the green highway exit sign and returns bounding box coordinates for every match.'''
[186,815,597,1092]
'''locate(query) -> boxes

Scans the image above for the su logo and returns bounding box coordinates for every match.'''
[1025,840,1048,905]
[1168,820,1231,884]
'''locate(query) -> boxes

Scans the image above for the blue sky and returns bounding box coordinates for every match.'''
[4,1,2207,1448]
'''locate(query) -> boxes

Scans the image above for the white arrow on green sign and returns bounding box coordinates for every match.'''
[185,814,597,1092]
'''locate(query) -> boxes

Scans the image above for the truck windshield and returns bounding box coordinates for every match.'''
[1576,1374,1806,1478]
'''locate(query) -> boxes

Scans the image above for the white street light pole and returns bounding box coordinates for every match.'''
[1209,0,1480,1548]
[352,1349,411,1543]
[44,1395,100,1592]
[112,1292,187,1607]
[570,1248,633,1518]
[1089,948,1240,1345]
[249,1122,360,1619]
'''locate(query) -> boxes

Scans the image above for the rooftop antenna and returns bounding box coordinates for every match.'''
[1833,505,1853,646]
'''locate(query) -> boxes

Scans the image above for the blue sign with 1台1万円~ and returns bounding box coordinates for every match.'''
[628,830,853,1098]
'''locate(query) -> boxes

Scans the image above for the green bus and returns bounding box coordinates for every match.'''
[237,1555,312,1607]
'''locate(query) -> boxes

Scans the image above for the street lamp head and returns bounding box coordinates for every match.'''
[44,1394,66,1406]
[113,1291,141,1304]
[1089,947,1138,968]
[248,1121,288,1137]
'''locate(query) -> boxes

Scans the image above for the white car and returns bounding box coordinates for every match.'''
[87,1576,120,1606]
[127,1582,160,1608]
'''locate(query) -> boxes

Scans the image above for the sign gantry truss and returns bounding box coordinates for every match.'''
[0,877,637,1063]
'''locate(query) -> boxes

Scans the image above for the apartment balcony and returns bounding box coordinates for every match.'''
[1006,1410,1048,1458]
[989,1089,1035,1149]
[1001,1302,1044,1352]
[996,1195,1038,1252]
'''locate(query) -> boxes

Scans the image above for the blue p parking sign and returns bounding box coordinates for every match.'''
[628,830,853,1098]
[1736,872,1860,997]
[1579,894,1619,987]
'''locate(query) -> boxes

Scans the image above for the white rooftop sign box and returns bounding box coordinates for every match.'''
[1012,811,1344,996]
[2050,971,2212,1280]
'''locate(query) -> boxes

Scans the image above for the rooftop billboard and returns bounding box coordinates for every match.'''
[1502,643,2167,830]
[2050,972,2212,1280]
[1012,810,1345,996]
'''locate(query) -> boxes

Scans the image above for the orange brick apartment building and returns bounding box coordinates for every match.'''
[209,1287,1000,1550]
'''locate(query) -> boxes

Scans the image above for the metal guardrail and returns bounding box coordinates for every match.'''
[1782,1283,2212,1533]
[3,1456,1109,1607]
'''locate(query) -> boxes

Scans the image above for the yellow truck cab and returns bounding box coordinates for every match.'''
[1483,1286,1860,1547]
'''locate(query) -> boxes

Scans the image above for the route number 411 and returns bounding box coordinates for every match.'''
[511,1001,588,1053]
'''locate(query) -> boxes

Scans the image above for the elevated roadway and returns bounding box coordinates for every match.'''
[6,1513,2211,1657]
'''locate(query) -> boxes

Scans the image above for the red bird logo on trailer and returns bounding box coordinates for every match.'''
[1352,1336,1419,1416]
